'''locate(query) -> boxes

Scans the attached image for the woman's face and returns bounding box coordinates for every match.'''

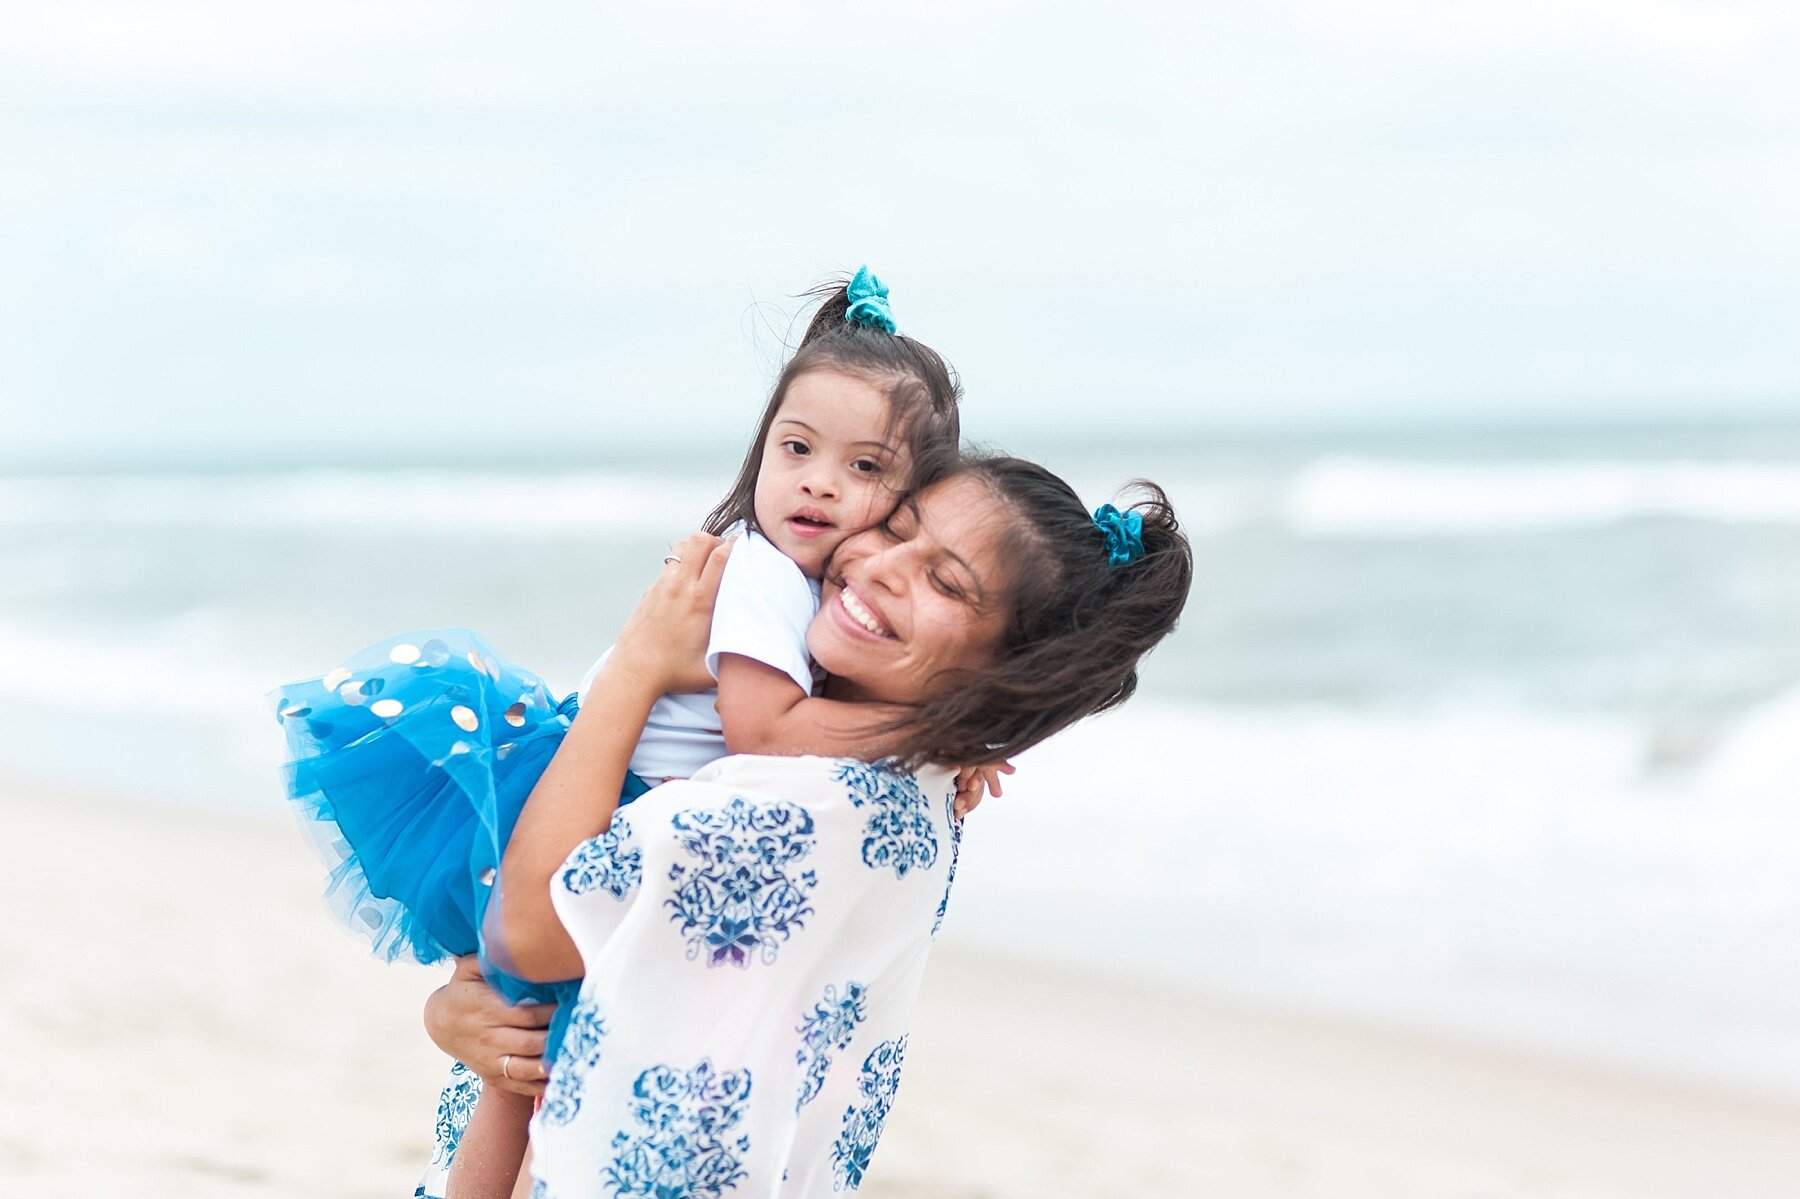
[807,473,1017,705]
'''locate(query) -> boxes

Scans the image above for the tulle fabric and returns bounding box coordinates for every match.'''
[271,629,647,1051]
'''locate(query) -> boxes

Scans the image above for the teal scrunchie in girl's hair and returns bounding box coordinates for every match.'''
[1092,503,1145,567]
[845,264,898,334]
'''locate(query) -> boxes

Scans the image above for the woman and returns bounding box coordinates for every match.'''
[422,455,1192,1198]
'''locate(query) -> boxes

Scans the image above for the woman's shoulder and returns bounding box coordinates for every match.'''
[685,754,955,807]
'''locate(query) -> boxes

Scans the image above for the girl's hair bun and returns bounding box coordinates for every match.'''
[799,282,853,346]
[703,269,964,537]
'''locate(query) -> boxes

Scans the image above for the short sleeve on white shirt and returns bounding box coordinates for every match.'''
[704,528,822,695]
[570,527,821,781]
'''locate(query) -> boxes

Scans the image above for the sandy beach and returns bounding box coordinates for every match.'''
[5,781,1796,1199]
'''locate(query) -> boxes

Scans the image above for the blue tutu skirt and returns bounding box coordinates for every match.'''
[272,629,647,1056]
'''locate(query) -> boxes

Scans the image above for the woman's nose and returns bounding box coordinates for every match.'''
[858,542,912,596]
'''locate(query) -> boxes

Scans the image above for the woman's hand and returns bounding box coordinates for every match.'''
[423,956,554,1097]
[495,536,728,983]
[952,760,1014,819]
[610,533,734,695]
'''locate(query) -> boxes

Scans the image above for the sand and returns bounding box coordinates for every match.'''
[4,782,1796,1199]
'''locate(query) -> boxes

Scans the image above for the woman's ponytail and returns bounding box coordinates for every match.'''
[883,459,1194,766]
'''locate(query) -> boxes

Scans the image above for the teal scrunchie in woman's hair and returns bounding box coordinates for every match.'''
[844,265,898,333]
[1092,503,1145,567]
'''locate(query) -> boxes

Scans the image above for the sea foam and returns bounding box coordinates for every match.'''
[9,457,1800,537]
[1281,456,1800,535]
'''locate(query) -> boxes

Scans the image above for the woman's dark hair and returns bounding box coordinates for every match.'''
[891,456,1194,767]
[703,278,963,535]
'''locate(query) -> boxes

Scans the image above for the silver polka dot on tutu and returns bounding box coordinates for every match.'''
[479,868,497,886]
[371,698,403,719]
[504,702,527,728]
[451,705,479,732]
[388,642,421,665]
[340,681,367,706]
[418,638,450,667]
[323,666,352,693]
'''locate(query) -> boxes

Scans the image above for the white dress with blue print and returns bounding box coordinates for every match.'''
[416,755,963,1199]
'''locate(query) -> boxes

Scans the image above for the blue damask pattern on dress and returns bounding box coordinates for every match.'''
[604,1059,754,1199]
[540,999,608,1127]
[830,1036,908,1192]
[665,796,817,968]
[793,980,869,1112]
[831,762,938,879]
[932,789,963,938]
[561,816,642,900]
[425,1060,481,1179]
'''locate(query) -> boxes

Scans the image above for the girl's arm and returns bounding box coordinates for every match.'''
[715,654,908,759]
[494,534,732,983]
[718,655,1013,815]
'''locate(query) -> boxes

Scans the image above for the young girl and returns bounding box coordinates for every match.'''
[272,268,980,1199]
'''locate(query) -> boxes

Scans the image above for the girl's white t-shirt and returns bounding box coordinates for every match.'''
[577,528,822,780]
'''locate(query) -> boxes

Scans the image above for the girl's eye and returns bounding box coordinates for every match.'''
[851,458,882,475]
[782,439,809,456]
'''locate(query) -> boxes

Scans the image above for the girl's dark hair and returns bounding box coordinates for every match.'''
[704,278,963,535]
[891,456,1194,767]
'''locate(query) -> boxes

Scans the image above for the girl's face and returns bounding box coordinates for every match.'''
[808,474,1016,705]
[754,368,911,578]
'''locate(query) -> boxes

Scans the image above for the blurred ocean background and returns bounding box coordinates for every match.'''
[6,416,1797,1100]
[6,2,1800,1167]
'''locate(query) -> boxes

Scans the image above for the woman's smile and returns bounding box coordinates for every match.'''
[834,584,895,639]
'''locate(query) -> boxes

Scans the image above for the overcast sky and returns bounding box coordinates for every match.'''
[4,1,1799,461]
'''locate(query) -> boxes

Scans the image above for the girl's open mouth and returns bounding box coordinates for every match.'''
[787,510,836,538]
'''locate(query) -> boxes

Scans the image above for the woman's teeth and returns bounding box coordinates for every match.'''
[840,586,893,638]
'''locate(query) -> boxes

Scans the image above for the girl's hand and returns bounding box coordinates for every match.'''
[609,533,734,695]
[952,761,1014,819]
[423,956,554,1098]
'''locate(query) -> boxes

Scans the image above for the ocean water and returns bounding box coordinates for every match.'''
[4,421,1798,1099]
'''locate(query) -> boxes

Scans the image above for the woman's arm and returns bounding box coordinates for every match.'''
[493,534,731,982]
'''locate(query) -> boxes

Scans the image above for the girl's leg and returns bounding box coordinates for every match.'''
[508,1146,536,1199]
[444,1087,533,1199]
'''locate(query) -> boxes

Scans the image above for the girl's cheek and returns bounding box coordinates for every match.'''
[867,482,905,522]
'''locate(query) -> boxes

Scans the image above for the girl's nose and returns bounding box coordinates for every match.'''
[801,470,839,500]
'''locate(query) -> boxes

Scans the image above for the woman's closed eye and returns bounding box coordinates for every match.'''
[929,570,966,600]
